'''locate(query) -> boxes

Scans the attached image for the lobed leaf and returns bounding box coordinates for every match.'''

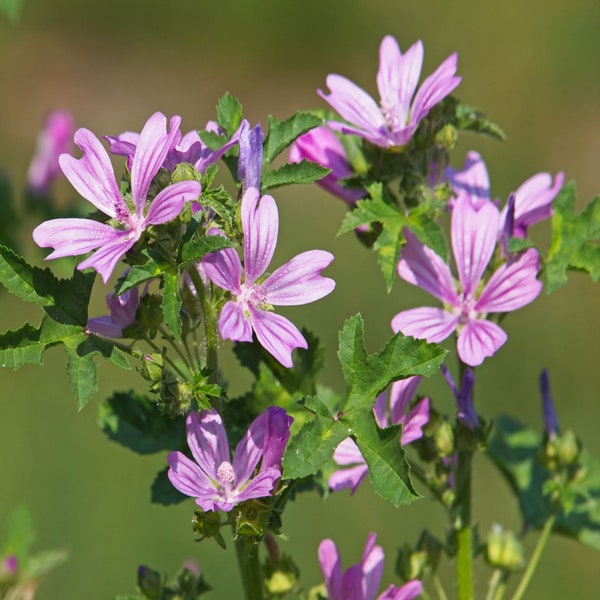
[263,112,322,165]
[161,271,182,340]
[216,92,243,136]
[262,160,330,191]
[0,323,44,369]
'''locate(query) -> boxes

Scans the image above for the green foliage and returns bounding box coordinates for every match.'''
[216,92,244,136]
[98,390,186,455]
[0,0,23,24]
[453,102,506,141]
[0,245,130,408]
[151,468,186,506]
[263,112,323,165]
[487,415,600,551]
[339,183,447,290]
[545,182,600,293]
[284,314,446,507]
[262,160,330,191]
[0,173,19,251]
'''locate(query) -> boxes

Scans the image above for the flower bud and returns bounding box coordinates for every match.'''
[435,124,458,150]
[434,421,454,457]
[137,565,163,600]
[171,162,201,184]
[485,525,524,571]
[192,510,226,549]
[263,553,299,596]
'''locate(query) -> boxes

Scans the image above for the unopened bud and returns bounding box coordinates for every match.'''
[137,565,163,600]
[435,124,458,150]
[486,526,524,571]
[434,421,454,457]
[172,162,201,184]
[556,430,580,466]
[263,553,299,595]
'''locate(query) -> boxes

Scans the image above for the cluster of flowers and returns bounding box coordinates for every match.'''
[27,33,563,597]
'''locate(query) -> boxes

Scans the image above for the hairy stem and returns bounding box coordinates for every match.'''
[454,448,474,600]
[235,537,264,600]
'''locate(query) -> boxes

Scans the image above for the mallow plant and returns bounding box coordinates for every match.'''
[0,33,599,600]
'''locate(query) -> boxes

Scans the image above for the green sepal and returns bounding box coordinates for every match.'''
[263,112,322,165]
[178,232,233,265]
[454,102,506,141]
[115,262,163,295]
[98,390,186,455]
[487,415,600,551]
[507,237,537,253]
[545,182,600,293]
[262,160,330,192]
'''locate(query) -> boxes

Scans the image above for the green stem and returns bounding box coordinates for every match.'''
[511,514,556,600]
[235,536,264,600]
[143,335,189,381]
[455,449,473,600]
[158,324,192,370]
[486,569,507,600]
[433,574,449,600]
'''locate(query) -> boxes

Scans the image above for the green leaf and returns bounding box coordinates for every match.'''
[507,237,537,253]
[264,112,322,165]
[179,233,233,265]
[545,183,600,293]
[98,390,186,454]
[3,505,35,562]
[487,415,600,551]
[455,103,506,141]
[115,261,164,295]
[161,271,182,339]
[262,160,330,191]
[197,186,238,232]
[151,467,187,505]
[0,323,43,369]
[216,92,243,135]
[0,0,24,24]
[65,337,99,410]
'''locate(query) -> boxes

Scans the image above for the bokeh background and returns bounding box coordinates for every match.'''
[1,0,599,598]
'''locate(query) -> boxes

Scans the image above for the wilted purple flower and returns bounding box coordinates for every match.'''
[167,407,293,512]
[319,35,460,150]
[237,120,264,191]
[440,364,478,430]
[392,196,542,366]
[27,110,74,195]
[87,287,141,338]
[106,119,243,173]
[202,187,335,367]
[540,369,559,438]
[329,376,429,494]
[319,533,423,600]
[1,554,18,577]
[289,126,365,204]
[32,112,202,283]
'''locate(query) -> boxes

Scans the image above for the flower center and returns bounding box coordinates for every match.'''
[380,101,409,132]
[238,282,268,311]
[456,293,479,325]
[217,461,235,485]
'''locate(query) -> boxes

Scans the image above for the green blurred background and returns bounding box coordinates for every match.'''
[1,0,599,597]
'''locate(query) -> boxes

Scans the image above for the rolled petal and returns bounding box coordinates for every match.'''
[400,397,430,446]
[377,38,423,128]
[59,129,124,219]
[219,300,253,342]
[361,533,385,600]
[318,74,387,136]
[86,316,123,338]
[131,113,181,212]
[260,406,293,473]
[457,318,507,366]
[319,539,344,600]
[186,410,230,481]
[144,180,201,225]
[33,217,121,258]
[452,196,500,296]
[104,131,139,159]
[263,250,335,306]
[167,451,217,501]
[248,307,307,367]
[378,580,423,600]
[238,120,264,191]
[389,376,423,425]
[392,307,458,343]
[476,248,542,313]
[445,151,491,210]
[397,229,457,304]
[242,188,278,283]
[77,230,139,283]
[410,52,461,124]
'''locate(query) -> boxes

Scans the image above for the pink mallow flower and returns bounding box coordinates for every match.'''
[319,533,423,600]
[86,287,141,338]
[289,125,365,204]
[446,151,564,238]
[329,376,429,494]
[319,35,460,150]
[202,187,335,367]
[167,407,293,512]
[27,110,74,195]
[32,112,202,283]
[392,196,543,366]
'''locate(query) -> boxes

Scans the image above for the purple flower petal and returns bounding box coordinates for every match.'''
[392,306,458,343]
[476,248,542,313]
[362,534,385,600]
[248,307,307,368]
[400,397,430,445]
[260,406,294,473]
[319,539,344,600]
[167,451,217,502]
[186,410,230,480]
[263,250,335,305]
[445,151,491,210]
[237,120,264,191]
[242,188,279,284]
[397,229,457,304]
[451,196,499,296]
[144,180,201,225]
[59,129,125,219]
[232,410,268,486]
[457,319,507,366]
[203,243,243,295]
[234,467,281,503]
[219,300,253,342]
[378,580,423,600]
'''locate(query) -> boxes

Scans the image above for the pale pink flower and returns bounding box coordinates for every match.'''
[319,36,460,150]
[87,287,141,338]
[32,112,201,283]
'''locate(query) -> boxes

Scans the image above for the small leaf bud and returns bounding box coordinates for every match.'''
[485,525,524,572]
